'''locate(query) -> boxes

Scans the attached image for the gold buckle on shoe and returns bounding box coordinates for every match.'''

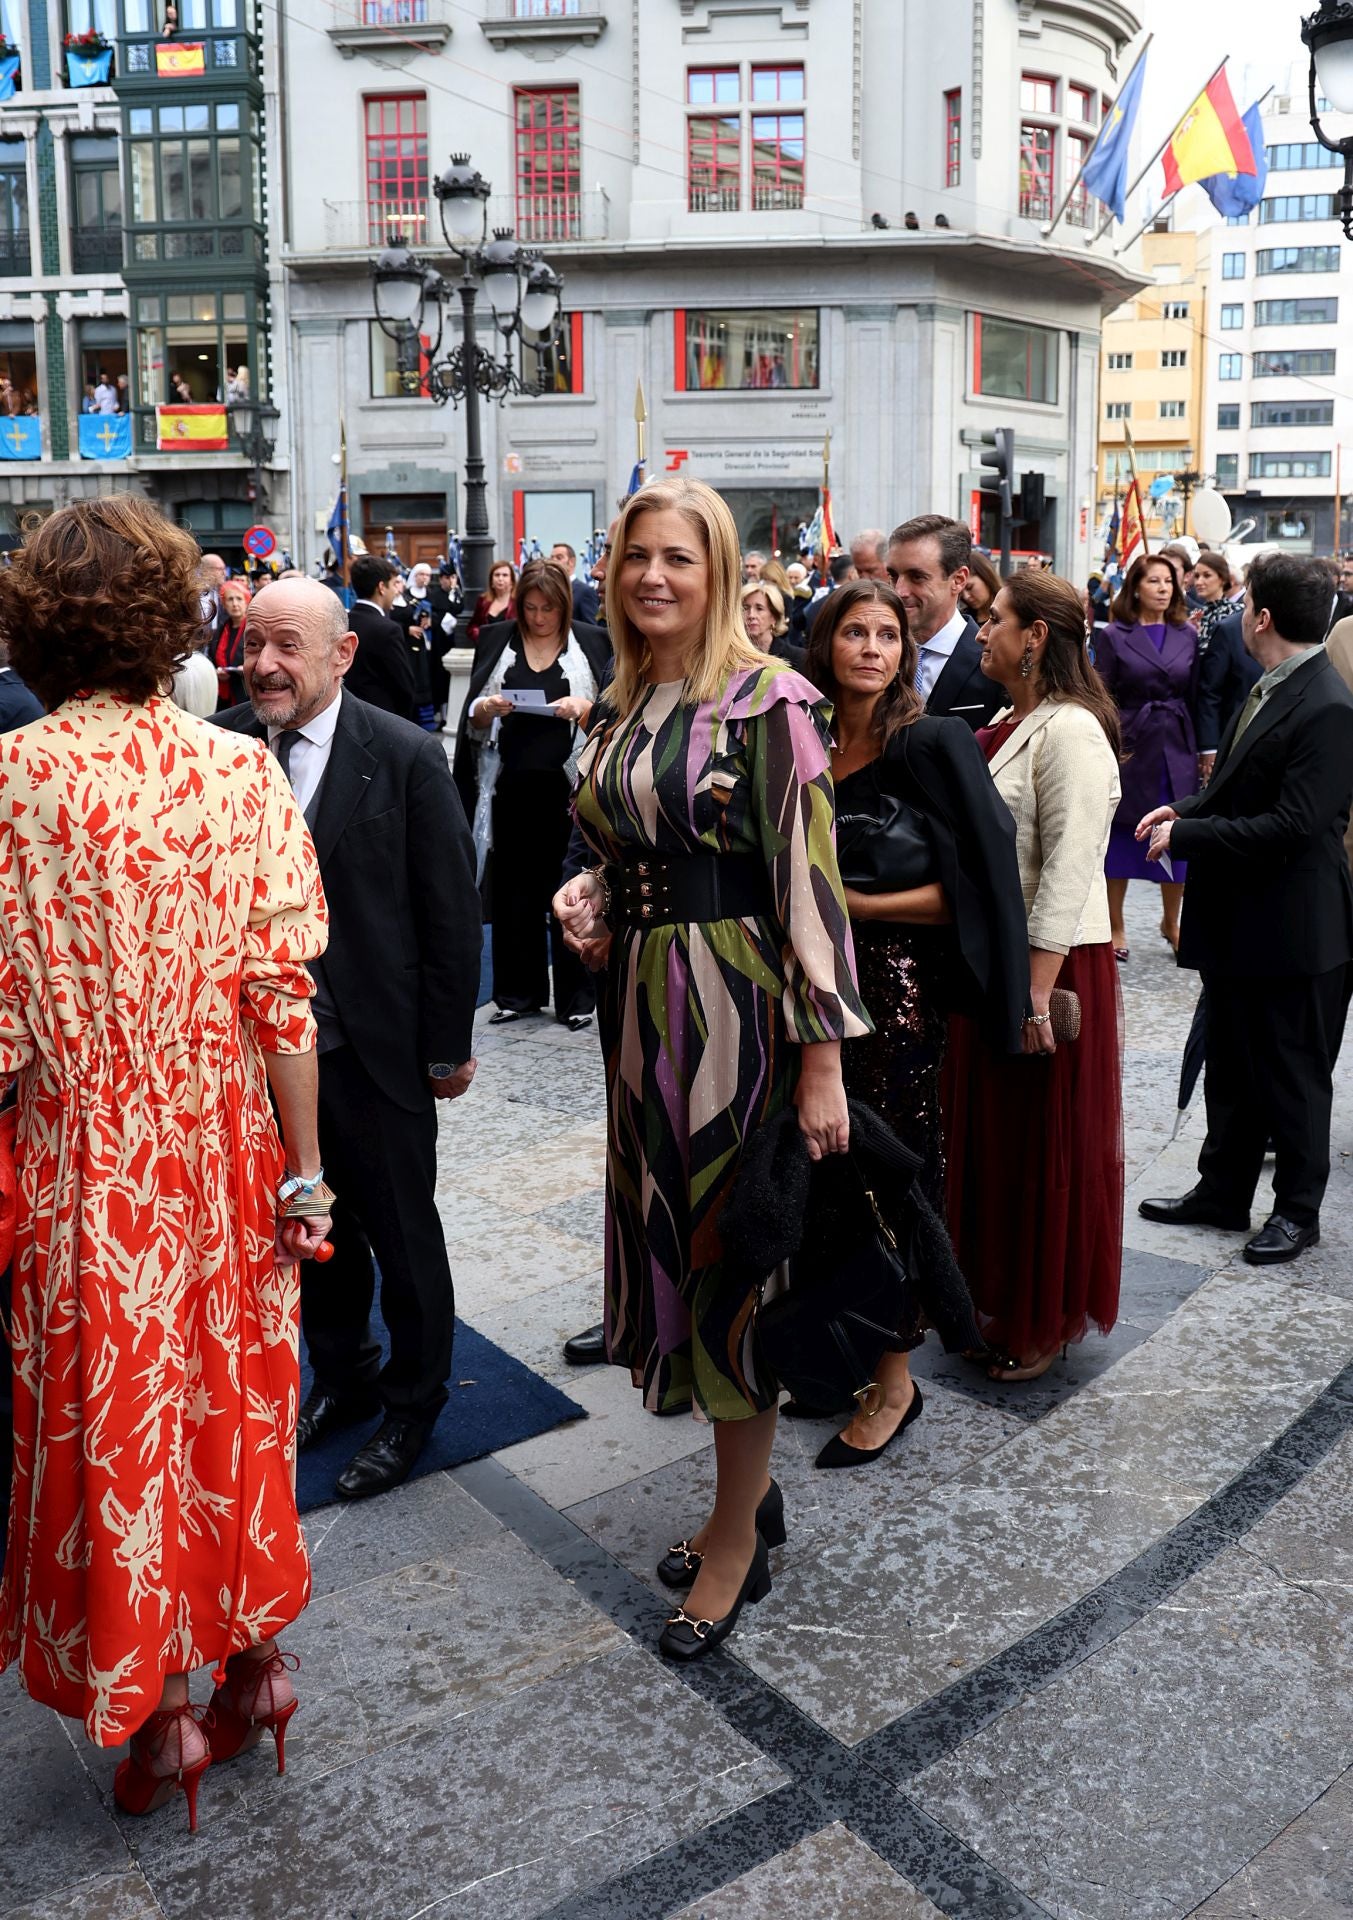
[854,1380,883,1418]
[666,1607,711,1640]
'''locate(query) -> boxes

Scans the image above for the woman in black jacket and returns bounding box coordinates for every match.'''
[803,580,1029,1466]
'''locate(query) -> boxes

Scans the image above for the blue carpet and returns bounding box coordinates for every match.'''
[295,1314,586,1513]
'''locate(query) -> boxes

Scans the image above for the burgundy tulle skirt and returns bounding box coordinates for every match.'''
[940,942,1125,1360]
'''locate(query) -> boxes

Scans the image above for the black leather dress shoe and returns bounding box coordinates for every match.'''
[1137,1185,1250,1230]
[295,1385,381,1453]
[335,1418,432,1501]
[1243,1215,1319,1265]
[562,1323,607,1365]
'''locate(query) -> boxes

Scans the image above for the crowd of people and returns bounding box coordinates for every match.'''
[1,482,1351,1830]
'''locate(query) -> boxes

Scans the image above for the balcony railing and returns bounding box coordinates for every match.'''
[752,180,804,212]
[72,229,122,272]
[319,190,609,252]
[689,185,740,214]
[0,229,32,277]
[1019,189,1054,221]
[512,0,582,14]
[1065,197,1094,229]
[362,0,428,18]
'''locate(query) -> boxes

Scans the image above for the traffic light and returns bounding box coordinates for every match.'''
[1019,471,1046,524]
[978,427,1015,574]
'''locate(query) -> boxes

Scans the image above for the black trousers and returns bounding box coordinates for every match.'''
[490,770,594,1021]
[305,1046,455,1423]
[1197,964,1352,1228]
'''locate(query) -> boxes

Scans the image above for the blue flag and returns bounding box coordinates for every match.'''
[0,57,18,103]
[1200,103,1267,217]
[1080,48,1149,222]
[325,480,347,565]
[625,460,645,500]
[0,416,40,459]
[65,47,113,86]
[79,413,132,460]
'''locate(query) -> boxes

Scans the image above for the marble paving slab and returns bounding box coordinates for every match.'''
[669,1820,949,1920]
[1188,1766,1353,1920]
[468,1269,607,1388]
[303,1467,504,1600]
[493,1362,715,1508]
[2,1870,166,1920]
[0,1689,131,1916]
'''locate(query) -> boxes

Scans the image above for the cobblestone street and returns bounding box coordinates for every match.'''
[4,886,1352,1920]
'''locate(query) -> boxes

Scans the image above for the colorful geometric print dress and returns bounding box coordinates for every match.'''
[572,664,871,1421]
[0,693,327,1746]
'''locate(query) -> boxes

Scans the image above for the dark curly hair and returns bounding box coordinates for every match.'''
[0,495,205,709]
[806,580,920,746]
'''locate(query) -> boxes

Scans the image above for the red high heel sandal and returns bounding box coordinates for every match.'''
[113,1705,212,1834]
[207,1649,300,1774]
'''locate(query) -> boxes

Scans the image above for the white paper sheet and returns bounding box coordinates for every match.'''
[498,687,553,710]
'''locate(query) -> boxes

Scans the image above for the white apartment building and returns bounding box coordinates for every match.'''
[1202,88,1350,556]
[278,0,1146,577]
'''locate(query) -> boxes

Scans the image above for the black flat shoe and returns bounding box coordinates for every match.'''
[1138,1184,1250,1230]
[335,1417,432,1501]
[1243,1214,1319,1265]
[814,1385,924,1470]
[295,1385,381,1453]
[489,1007,532,1025]
[564,1014,593,1032]
[658,1534,771,1662]
[656,1479,786,1589]
[562,1323,607,1365]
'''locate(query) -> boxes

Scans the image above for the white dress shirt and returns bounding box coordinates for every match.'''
[268,691,342,817]
[914,605,969,704]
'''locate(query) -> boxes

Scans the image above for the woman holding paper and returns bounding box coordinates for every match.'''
[459,558,610,1029]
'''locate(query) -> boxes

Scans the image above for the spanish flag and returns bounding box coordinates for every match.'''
[1161,68,1256,195]
[156,40,206,75]
[157,403,228,451]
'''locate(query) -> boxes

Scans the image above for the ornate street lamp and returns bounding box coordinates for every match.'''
[1302,1,1353,240]
[367,151,565,594]
[227,397,280,512]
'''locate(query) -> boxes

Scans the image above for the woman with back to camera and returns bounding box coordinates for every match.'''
[459,557,609,1030]
[802,581,1029,1465]
[0,497,331,1829]
[467,557,517,645]
[1094,552,1199,957]
[944,570,1125,1380]
[553,478,869,1658]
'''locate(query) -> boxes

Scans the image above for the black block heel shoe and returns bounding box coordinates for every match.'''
[658,1534,772,1663]
[814,1385,924,1470]
[656,1478,785,1589]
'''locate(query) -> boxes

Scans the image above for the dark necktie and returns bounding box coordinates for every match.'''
[275,729,301,786]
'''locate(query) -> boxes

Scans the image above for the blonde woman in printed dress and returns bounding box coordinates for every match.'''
[554,478,870,1662]
[0,498,330,1830]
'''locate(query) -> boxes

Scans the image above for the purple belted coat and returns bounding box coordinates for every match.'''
[1092,618,1199,828]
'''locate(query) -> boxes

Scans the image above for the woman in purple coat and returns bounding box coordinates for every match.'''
[1093,554,1199,958]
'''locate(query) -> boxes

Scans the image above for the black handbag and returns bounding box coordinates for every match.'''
[835,789,934,893]
[755,1155,909,1410]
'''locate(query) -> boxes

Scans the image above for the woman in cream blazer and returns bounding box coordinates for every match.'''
[942,569,1126,1381]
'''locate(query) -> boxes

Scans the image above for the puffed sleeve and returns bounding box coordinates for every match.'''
[742,680,872,1044]
[239,750,328,1054]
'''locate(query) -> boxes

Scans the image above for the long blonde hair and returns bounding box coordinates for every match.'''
[604,478,772,711]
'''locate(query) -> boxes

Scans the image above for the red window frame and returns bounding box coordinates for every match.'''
[1067,129,1092,227]
[750,108,804,209]
[1019,72,1058,114]
[686,66,740,107]
[514,86,580,239]
[1018,122,1056,220]
[524,310,584,394]
[363,94,428,243]
[1068,83,1094,124]
[749,65,804,104]
[687,111,740,212]
[943,88,961,187]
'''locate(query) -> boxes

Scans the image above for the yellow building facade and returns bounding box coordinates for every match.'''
[1097,229,1211,547]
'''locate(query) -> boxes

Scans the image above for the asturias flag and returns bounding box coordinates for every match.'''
[157,403,227,451]
[65,47,113,86]
[1080,47,1149,223]
[1120,478,1146,571]
[1200,101,1268,217]
[0,416,41,460]
[1161,68,1256,195]
[79,414,132,461]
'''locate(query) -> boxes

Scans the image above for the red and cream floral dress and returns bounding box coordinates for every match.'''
[0,692,326,1746]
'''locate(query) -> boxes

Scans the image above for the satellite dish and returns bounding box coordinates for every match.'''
[1190,489,1232,544]
[1229,517,1258,544]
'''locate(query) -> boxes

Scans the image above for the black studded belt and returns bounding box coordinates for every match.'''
[606,850,774,928]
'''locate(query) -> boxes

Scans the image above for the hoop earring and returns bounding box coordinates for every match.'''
[1019,642,1035,679]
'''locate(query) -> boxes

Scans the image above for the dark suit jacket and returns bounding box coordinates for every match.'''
[1171,649,1353,979]
[214,691,482,1109]
[1195,608,1261,752]
[571,577,600,625]
[0,666,42,731]
[346,602,417,720]
[926,617,1006,731]
[452,617,612,823]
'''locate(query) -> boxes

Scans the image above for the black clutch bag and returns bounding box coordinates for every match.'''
[835,791,934,893]
[756,1156,909,1410]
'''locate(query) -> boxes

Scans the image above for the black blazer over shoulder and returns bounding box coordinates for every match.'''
[346,602,418,721]
[452,617,612,822]
[874,715,1031,1050]
[1194,607,1261,753]
[925,617,1006,732]
[214,690,482,1109]
[1171,649,1353,978]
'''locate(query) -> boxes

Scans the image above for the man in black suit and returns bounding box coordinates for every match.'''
[1194,603,1260,784]
[1138,552,1353,1265]
[551,542,600,625]
[345,553,417,720]
[885,514,1006,731]
[216,579,482,1497]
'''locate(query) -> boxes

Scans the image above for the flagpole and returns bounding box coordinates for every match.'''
[338,413,349,590]
[819,429,831,567]
[634,377,647,480]
[1089,55,1231,244]
[1044,33,1152,238]
[1113,86,1274,255]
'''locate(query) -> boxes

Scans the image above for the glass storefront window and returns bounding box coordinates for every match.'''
[973,315,1058,403]
[680,308,818,390]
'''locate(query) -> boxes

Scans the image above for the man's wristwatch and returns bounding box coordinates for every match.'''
[428,1062,463,1080]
